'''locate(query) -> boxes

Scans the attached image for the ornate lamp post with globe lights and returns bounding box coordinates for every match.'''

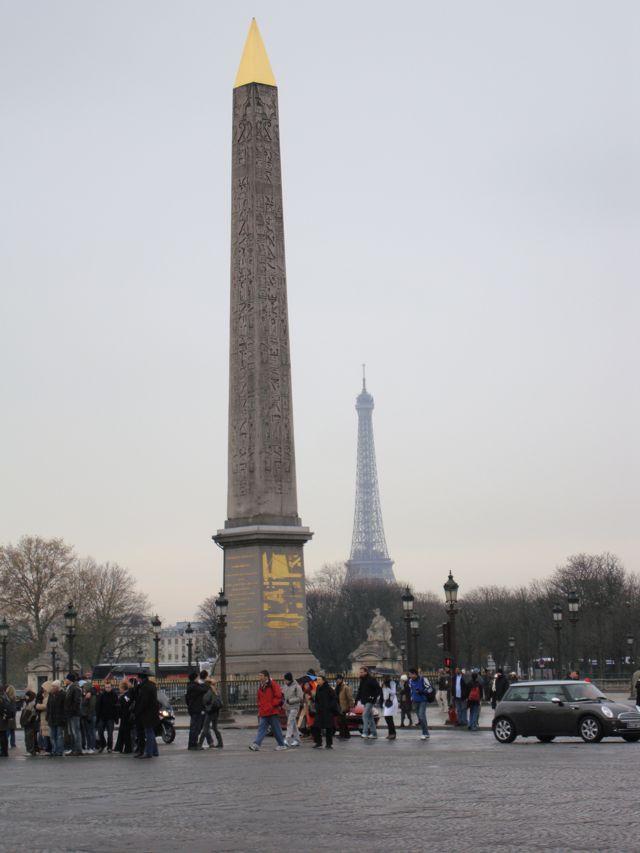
[552,604,563,678]
[444,572,459,675]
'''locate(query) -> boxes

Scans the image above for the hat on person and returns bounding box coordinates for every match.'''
[400,674,408,681]
[65,672,76,682]
[283,672,293,682]
[139,670,149,679]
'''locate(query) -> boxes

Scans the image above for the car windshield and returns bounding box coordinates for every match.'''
[564,683,606,702]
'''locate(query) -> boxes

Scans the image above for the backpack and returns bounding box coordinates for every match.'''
[468,685,482,702]
[20,705,36,728]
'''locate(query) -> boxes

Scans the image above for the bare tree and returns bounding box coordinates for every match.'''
[0,535,75,644]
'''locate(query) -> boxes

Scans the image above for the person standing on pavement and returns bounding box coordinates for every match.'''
[452,667,469,727]
[282,672,303,747]
[36,681,52,755]
[0,685,17,757]
[408,668,432,740]
[490,668,509,709]
[19,690,38,755]
[334,674,354,739]
[355,666,382,740]
[466,672,483,731]
[382,676,398,740]
[80,682,97,754]
[186,671,208,750]
[248,670,287,752]
[134,671,159,758]
[436,669,449,714]
[399,674,413,727]
[46,680,66,756]
[311,674,339,749]
[64,673,83,755]
[96,681,119,753]
[114,679,134,754]
[198,677,224,750]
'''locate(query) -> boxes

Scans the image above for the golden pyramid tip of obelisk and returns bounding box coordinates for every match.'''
[234,18,276,88]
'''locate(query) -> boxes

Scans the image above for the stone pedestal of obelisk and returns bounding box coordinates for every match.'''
[213,20,319,676]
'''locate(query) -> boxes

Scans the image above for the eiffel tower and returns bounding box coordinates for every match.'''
[345,369,395,582]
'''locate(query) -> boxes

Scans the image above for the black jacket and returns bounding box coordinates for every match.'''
[355,674,382,706]
[96,689,119,723]
[64,682,82,718]
[135,680,159,728]
[46,691,66,728]
[186,681,208,714]
[312,682,340,729]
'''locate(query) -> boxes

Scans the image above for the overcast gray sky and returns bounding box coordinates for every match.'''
[1,1,638,624]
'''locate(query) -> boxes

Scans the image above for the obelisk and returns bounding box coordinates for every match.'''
[213,20,319,676]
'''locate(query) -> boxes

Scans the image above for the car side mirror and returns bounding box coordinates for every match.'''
[551,697,564,706]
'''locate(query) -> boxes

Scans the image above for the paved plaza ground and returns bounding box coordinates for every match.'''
[1,718,639,853]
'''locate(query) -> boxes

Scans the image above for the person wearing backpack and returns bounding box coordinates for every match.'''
[20,690,38,755]
[467,671,483,730]
[408,668,432,741]
[198,677,224,749]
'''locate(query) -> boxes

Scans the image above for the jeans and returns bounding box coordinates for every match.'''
[144,726,158,756]
[254,714,285,747]
[436,689,448,712]
[362,702,377,737]
[50,725,65,756]
[455,697,468,726]
[285,708,301,744]
[468,703,480,729]
[67,716,82,753]
[415,701,429,736]
[198,712,223,747]
[81,715,96,750]
[188,712,204,748]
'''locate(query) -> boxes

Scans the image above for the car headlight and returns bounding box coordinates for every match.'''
[600,707,614,719]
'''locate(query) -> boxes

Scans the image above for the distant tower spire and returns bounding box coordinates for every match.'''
[345,373,395,582]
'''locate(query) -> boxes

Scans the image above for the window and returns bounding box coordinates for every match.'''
[504,686,530,702]
[531,684,564,702]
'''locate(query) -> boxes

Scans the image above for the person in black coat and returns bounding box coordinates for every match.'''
[114,680,135,754]
[491,669,509,709]
[135,671,159,758]
[0,688,17,757]
[45,681,66,756]
[311,674,340,749]
[96,682,119,753]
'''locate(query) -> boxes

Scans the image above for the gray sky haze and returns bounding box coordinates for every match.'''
[1,1,638,623]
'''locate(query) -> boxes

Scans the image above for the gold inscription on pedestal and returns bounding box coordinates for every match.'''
[262,551,304,631]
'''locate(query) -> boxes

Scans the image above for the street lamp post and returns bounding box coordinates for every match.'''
[151,615,162,677]
[627,635,634,676]
[185,622,194,672]
[0,618,8,685]
[215,589,234,723]
[444,571,459,675]
[64,602,77,675]
[508,635,516,674]
[410,616,420,670]
[402,587,414,668]
[552,604,563,678]
[50,633,58,680]
[399,640,407,672]
[567,590,580,673]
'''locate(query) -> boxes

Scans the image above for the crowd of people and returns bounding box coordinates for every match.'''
[0,664,522,758]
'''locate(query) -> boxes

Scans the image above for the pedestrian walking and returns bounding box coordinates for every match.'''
[63,673,83,756]
[134,671,159,758]
[408,668,432,740]
[436,669,449,714]
[399,674,413,727]
[467,672,483,730]
[198,677,224,749]
[334,674,354,739]
[282,672,303,747]
[20,690,38,755]
[355,666,382,740]
[186,671,208,750]
[248,670,287,751]
[96,681,119,753]
[490,668,509,709]
[35,681,52,754]
[311,674,339,749]
[382,676,398,739]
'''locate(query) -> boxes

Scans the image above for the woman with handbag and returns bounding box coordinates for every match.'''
[382,677,398,740]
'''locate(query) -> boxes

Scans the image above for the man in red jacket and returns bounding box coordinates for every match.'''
[248,670,288,751]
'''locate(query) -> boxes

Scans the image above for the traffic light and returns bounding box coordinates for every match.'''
[444,656,452,668]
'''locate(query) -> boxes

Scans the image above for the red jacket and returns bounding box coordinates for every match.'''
[257,680,283,717]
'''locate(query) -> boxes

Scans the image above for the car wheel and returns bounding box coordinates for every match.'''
[493,717,517,743]
[621,734,640,743]
[536,735,555,743]
[578,715,603,743]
